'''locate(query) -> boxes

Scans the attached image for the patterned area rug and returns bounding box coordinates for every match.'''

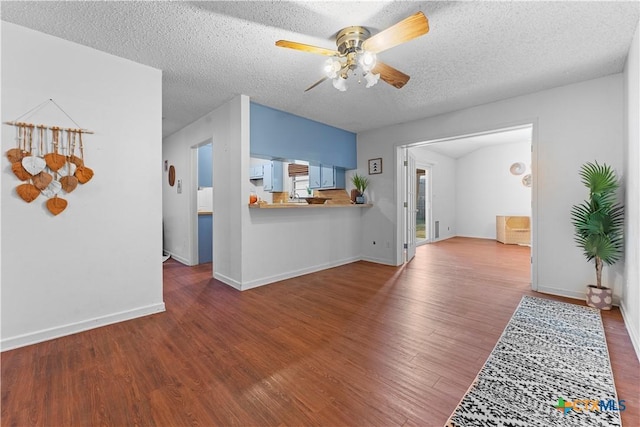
[446,296,621,427]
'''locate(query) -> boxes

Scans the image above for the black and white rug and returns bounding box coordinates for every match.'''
[446,296,622,427]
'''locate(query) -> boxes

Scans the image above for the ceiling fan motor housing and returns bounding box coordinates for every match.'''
[336,26,370,56]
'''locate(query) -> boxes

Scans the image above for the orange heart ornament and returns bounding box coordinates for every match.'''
[6,148,28,163]
[44,153,66,171]
[60,175,79,193]
[75,166,94,184]
[11,162,32,181]
[32,171,53,190]
[46,196,68,216]
[16,183,40,202]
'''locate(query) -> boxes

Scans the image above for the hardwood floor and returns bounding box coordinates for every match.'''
[2,237,638,426]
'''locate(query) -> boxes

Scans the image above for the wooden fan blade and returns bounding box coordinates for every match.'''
[305,76,329,92]
[275,40,338,56]
[372,61,410,89]
[362,12,429,54]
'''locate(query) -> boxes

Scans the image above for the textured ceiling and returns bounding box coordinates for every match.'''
[2,1,639,138]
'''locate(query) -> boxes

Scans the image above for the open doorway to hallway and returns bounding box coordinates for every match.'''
[399,124,535,289]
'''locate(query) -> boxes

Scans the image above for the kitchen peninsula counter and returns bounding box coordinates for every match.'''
[248,203,371,209]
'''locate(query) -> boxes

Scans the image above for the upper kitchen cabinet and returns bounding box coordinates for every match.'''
[249,165,264,179]
[309,164,346,189]
[263,160,284,192]
[250,103,356,169]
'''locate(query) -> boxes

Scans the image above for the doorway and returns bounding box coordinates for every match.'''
[416,165,432,244]
[192,140,213,265]
[396,123,536,289]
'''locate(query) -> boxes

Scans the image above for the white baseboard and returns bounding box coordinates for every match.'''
[1,302,166,352]
[536,285,585,301]
[360,255,398,266]
[163,250,193,266]
[536,285,621,306]
[455,234,495,240]
[619,302,640,363]
[240,256,362,290]
[213,272,242,290]
[214,257,363,291]
[432,235,457,243]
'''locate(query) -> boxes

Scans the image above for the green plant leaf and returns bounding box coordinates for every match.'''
[350,173,369,192]
[571,161,624,272]
[579,161,619,198]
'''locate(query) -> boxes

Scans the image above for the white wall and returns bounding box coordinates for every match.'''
[1,23,164,350]
[622,19,640,360]
[357,74,624,302]
[163,96,366,289]
[412,147,457,241]
[456,142,531,239]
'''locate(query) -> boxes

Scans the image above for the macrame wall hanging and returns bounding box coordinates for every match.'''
[4,99,94,215]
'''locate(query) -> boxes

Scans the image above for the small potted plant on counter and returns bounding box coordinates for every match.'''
[570,161,624,310]
[351,173,369,204]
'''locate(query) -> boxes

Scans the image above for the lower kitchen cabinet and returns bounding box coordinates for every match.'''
[198,213,213,264]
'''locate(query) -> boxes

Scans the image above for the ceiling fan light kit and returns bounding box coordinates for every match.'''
[275,11,429,92]
[364,71,380,88]
[332,76,348,92]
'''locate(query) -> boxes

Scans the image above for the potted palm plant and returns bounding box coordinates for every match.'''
[350,173,369,204]
[570,161,624,310]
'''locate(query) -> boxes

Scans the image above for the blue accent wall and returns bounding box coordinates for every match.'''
[197,143,213,264]
[198,143,213,187]
[250,102,356,169]
[198,215,213,264]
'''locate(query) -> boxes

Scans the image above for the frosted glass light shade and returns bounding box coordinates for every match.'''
[364,72,380,88]
[359,51,377,72]
[332,76,348,91]
[324,58,341,79]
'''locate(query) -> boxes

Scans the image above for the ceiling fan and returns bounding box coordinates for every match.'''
[275,11,429,92]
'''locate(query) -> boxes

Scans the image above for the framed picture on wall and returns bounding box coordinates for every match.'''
[368,158,382,175]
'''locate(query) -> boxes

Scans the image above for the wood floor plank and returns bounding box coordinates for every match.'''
[2,237,638,426]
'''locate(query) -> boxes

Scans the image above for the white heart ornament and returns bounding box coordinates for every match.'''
[57,162,77,177]
[22,156,46,175]
[41,180,62,197]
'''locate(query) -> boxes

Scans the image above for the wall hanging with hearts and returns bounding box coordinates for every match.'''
[4,99,94,216]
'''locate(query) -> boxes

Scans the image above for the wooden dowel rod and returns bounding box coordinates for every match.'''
[3,121,94,134]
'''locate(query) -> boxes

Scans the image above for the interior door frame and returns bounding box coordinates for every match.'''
[405,149,417,262]
[189,138,213,266]
[394,121,538,292]
[416,163,433,245]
